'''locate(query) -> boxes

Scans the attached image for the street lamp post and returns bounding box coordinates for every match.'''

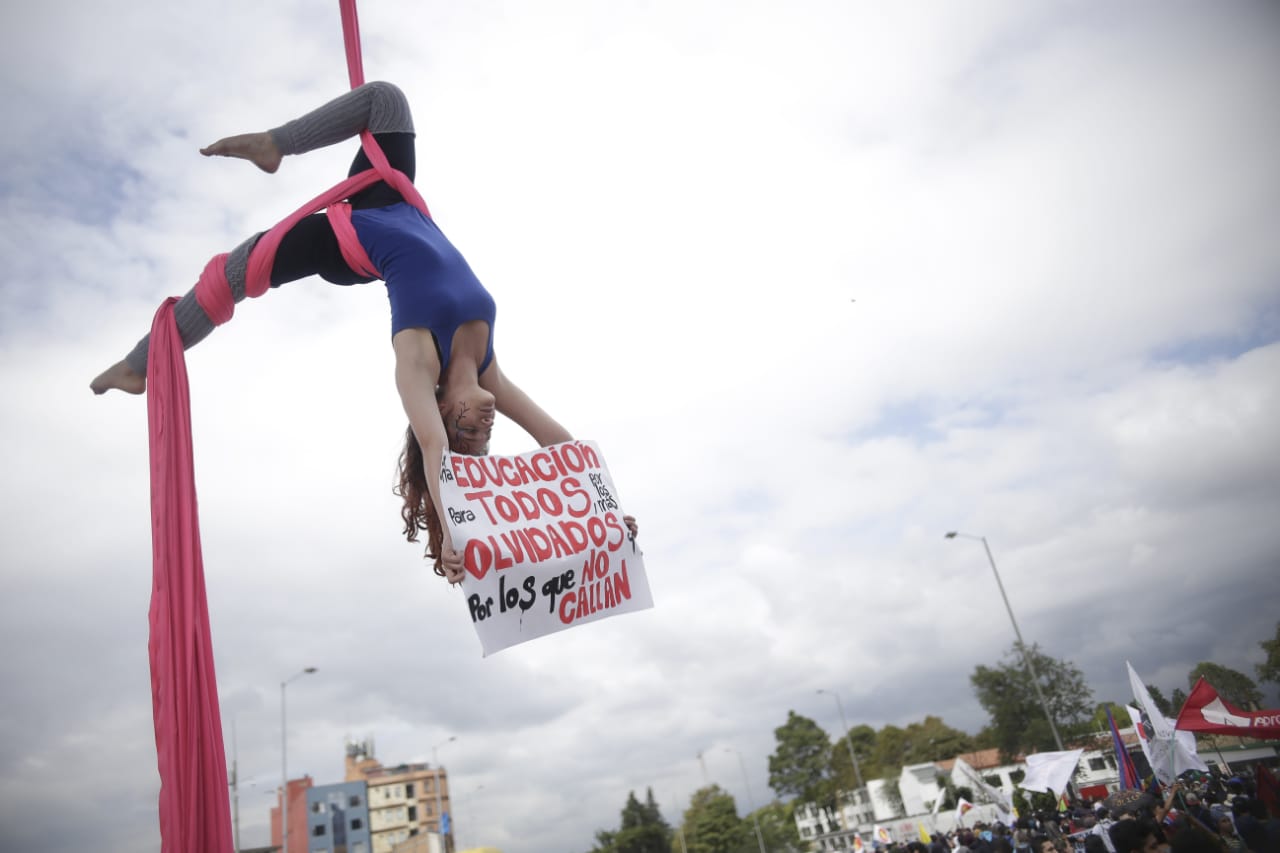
[673,794,689,853]
[945,532,1064,750]
[817,688,865,789]
[818,688,865,837]
[724,747,767,853]
[433,736,457,852]
[281,666,317,853]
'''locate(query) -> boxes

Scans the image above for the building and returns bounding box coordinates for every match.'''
[795,742,1137,851]
[273,776,316,853]
[344,739,452,853]
[307,780,373,853]
[388,834,444,853]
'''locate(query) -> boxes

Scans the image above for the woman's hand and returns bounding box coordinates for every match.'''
[441,546,466,585]
[624,514,639,539]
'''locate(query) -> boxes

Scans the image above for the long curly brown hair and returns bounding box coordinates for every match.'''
[393,425,446,577]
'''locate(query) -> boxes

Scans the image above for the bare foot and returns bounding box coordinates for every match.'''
[90,360,146,395]
[199,131,282,174]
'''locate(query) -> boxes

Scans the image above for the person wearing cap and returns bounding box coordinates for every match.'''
[1181,793,1212,830]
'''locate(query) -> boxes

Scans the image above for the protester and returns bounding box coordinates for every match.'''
[89,81,643,582]
[1215,814,1246,853]
[1109,819,1162,853]
[1234,797,1275,853]
[1168,826,1229,853]
[1183,794,1214,831]
[1083,835,1111,853]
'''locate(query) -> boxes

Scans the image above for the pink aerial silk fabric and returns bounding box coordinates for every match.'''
[146,2,431,847]
[146,298,235,853]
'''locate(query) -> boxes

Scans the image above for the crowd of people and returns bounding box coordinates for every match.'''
[890,768,1279,853]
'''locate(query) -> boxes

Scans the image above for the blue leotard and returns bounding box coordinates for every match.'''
[351,202,496,374]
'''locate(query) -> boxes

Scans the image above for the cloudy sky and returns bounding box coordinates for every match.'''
[2,1,1279,851]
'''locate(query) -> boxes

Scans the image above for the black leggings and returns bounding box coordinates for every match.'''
[269,131,417,288]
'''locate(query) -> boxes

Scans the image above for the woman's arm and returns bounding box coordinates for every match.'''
[394,330,465,583]
[480,358,572,447]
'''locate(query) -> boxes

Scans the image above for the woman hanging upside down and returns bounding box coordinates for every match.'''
[91,82,637,583]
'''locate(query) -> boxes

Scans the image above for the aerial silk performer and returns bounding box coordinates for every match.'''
[90,3,637,849]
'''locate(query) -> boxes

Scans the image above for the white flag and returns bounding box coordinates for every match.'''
[1125,661,1210,783]
[953,757,1012,813]
[1127,662,1175,738]
[1020,749,1084,796]
[1125,703,1208,784]
[1127,661,1179,783]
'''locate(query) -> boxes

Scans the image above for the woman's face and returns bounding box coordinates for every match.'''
[439,386,496,455]
[1217,817,1233,836]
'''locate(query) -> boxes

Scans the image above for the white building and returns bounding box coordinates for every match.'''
[793,744,1154,851]
[793,748,1030,851]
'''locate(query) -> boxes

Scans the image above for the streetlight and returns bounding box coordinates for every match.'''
[945,532,1064,750]
[672,793,689,853]
[818,688,865,840]
[817,689,865,790]
[281,666,317,853]
[433,735,457,851]
[724,747,767,853]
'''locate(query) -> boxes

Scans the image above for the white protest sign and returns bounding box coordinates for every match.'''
[439,440,652,656]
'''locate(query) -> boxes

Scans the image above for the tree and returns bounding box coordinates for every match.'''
[970,643,1094,760]
[1085,701,1132,733]
[1144,684,1172,716]
[683,785,749,853]
[768,711,833,802]
[1170,688,1189,715]
[868,724,910,779]
[829,723,876,791]
[901,716,974,764]
[1188,662,1263,710]
[750,800,803,853]
[589,788,672,853]
[881,778,904,817]
[860,716,973,779]
[1258,622,1280,686]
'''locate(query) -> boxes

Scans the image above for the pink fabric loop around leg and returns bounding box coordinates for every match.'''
[243,169,382,297]
[327,203,381,278]
[192,253,233,326]
[358,129,432,219]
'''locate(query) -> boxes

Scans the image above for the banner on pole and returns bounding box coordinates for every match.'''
[1020,749,1085,797]
[1176,677,1280,739]
[440,441,652,656]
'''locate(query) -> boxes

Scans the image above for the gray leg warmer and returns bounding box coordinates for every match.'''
[124,232,261,374]
[269,81,415,156]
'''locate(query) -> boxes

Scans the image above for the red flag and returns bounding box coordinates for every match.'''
[1174,677,1280,739]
